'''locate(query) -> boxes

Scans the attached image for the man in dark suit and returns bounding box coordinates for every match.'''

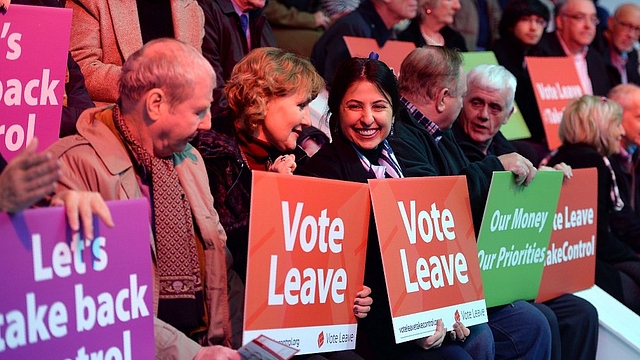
[536,0,612,95]
[592,3,640,86]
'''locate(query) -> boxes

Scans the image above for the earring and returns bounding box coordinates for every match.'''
[426,9,432,14]
[389,123,395,139]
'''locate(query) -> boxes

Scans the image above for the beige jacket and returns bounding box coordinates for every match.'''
[48,106,234,358]
[66,0,204,103]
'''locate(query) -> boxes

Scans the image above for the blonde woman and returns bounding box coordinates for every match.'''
[544,95,640,315]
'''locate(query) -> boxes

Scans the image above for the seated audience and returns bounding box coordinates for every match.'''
[543,95,640,315]
[299,56,493,360]
[66,0,204,104]
[398,0,467,50]
[47,38,243,357]
[493,0,551,163]
[310,0,418,83]
[453,64,598,360]
[196,47,372,360]
[592,3,640,86]
[389,46,552,359]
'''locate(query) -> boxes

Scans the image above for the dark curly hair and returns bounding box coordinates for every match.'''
[499,0,551,38]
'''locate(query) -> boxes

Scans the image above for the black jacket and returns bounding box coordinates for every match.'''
[197,0,277,133]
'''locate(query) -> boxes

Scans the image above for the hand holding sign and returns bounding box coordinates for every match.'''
[0,138,60,212]
[497,153,537,186]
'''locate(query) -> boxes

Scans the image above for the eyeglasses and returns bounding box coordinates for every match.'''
[561,13,600,26]
[614,17,640,34]
[520,16,548,28]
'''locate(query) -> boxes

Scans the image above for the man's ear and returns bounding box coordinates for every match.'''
[436,87,449,113]
[145,88,164,122]
[503,106,515,125]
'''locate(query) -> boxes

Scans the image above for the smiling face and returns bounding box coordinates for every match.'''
[154,76,213,157]
[339,80,394,150]
[257,91,312,152]
[459,82,513,147]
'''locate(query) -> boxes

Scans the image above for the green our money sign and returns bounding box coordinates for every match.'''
[476,171,563,307]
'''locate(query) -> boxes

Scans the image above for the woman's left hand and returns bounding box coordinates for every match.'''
[539,161,573,180]
[354,286,372,319]
[448,321,470,343]
[268,154,297,174]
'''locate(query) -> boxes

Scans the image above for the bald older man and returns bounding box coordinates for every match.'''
[593,3,640,86]
[536,0,612,95]
[48,38,241,359]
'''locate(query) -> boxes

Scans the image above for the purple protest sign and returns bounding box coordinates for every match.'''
[0,199,154,359]
[0,5,71,161]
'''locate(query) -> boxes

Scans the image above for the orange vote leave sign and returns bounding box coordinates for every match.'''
[369,176,487,344]
[525,56,585,150]
[536,168,597,302]
[243,172,370,355]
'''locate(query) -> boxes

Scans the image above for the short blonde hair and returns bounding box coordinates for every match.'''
[225,47,325,132]
[559,95,623,156]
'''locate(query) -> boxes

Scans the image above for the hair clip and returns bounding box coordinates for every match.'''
[368,52,379,60]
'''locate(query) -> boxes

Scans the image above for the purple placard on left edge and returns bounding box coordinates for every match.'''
[0,5,71,161]
[0,198,155,359]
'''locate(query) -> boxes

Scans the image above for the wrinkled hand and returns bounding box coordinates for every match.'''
[314,10,331,29]
[50,190,114,240]
[539,162,573,180]
[415,319,446,350]
[0,138,61,213]
[354,285,372,319]
[194,345,240,360]
[268,154,296,174]
[448,321,470,342]
[498,152,537,186]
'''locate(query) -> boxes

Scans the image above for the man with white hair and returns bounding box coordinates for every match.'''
[453,63,598,360]
[48,38,241,359]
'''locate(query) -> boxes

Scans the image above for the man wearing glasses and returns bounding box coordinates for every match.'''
[536,0,612,96]
[593,3,640,86]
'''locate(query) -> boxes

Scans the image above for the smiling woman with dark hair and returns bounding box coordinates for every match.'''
[299,57,494,360]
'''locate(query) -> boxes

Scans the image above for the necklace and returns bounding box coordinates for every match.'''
[421,31,444,46]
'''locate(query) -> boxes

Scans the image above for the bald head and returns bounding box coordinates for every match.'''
[609,84,640,148]
[608,3,640,53]
[119,38,215,111]
[555,0,597,54]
